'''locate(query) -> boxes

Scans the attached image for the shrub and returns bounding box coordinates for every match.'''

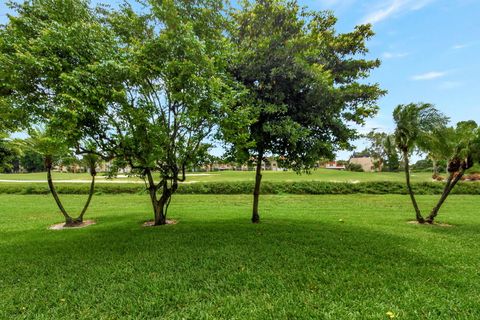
[1,181,479,195]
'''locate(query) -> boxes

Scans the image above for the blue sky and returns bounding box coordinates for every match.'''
[2,0,479,160]
[307,0,480,159]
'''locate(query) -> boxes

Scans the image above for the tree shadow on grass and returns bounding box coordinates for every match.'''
[1,217,477,319]
[0,218,438,282]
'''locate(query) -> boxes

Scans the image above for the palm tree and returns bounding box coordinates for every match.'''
[22,128,98,226]
[417,126,450,178]
[425,122,480,223]
[383,134,400,172]
[393,103,448,223]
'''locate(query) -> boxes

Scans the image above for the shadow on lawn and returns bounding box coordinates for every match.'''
[4,216,477,318]
[1,217,439,275]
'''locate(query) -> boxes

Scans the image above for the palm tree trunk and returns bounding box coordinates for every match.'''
[76,173,95,223]
[426,170,464,223]
[45,156,74,225]
[403,151,424,223]
[432,159,439,177]
[252,148,264,223]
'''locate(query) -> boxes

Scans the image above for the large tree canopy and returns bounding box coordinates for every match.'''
[0,0,114,133]
[229,0,385,222]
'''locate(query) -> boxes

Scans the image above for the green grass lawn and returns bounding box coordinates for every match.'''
[0,168,435,183]
[1,194,480,319]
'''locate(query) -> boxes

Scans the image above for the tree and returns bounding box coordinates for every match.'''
[76,0,246,226]
[0,0,114,224]
[21,128,98,226]
[230,0,385,223]
[393,103,448,223]
[0,0,113,124]
[0,134,17,172]
[416,124,451,178]
[366,130,399,172]
[425,122,480,223]
[19,148,45,172]
[0,0,114,156]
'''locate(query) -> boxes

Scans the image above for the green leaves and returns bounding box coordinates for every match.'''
[393,103,449,154]
[1,0,383,180]
[0,0,117,145]
[437,121,479,172]
[230,0,384,170]
[72,0,249,183]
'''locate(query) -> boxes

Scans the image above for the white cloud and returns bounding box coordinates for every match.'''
[452,44,467,49]
[382,52,409,59]
[362,0,436,24]
[439,81,463,89]
[452,43,469,49]
[411,71,447,81]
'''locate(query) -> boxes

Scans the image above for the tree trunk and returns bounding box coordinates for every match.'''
[432,159,439,177]
[403,151,424,223]
[145,169,176,226]
[155,195,168,225]
[252,148,263,223]
[75,168,96,223]
[45,156,74,225]
[426,170,464,224]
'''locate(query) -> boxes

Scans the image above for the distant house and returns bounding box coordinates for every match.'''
[349,156,378,172]
[325,161,346,170]
[202,157,283,172]
[53,163,85,173]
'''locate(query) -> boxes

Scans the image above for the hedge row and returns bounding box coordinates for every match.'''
[1,181,479,195]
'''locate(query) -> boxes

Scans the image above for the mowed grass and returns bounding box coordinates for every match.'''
[1,194,480,319]
[0,168,435,183]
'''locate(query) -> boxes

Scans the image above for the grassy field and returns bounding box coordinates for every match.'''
[0,168,435,183]
[1,194,480,319]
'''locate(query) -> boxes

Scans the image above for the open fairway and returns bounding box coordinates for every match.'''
[0,169,435,184]
[1,194,480,319]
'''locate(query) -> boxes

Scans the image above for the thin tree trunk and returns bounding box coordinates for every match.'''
[45,156,74,225]
[252,148,264,223]
[403,151,424,223]
[432,159,439,177]
[76,171,96,223]
[426,170,464,223]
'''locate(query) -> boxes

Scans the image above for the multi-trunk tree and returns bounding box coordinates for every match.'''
[424,121,480,223]
[0,0,111,225]
[21,128,98,226]
[73,0,248,226]
[393,103,448,223]
[229,0,385,223]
